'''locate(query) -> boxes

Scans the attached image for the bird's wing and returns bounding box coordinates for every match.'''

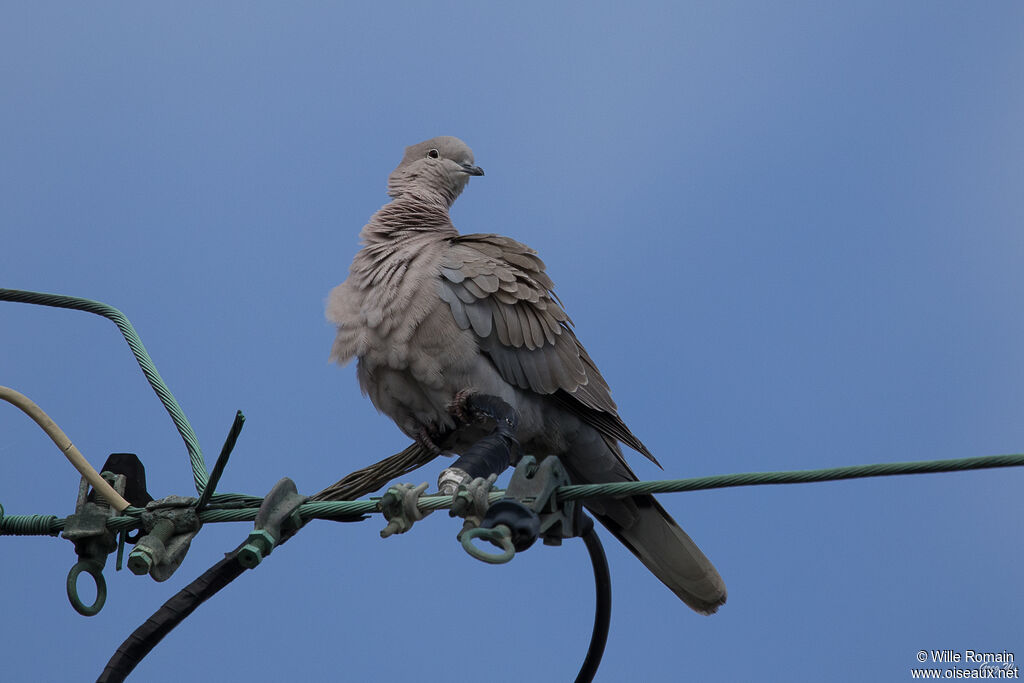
[438,232,658,466]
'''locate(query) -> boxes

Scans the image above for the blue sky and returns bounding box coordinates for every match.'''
[2,3,1023,681]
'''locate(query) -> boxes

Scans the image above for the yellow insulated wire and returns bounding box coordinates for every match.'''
[0,385,131,513]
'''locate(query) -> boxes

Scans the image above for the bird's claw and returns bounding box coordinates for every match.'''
[447,391,519,432]
[414,427,443,456]
[447,389,477,426]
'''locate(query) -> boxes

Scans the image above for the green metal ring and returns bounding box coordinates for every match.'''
[66,560,106,616]
[461,525,516,565]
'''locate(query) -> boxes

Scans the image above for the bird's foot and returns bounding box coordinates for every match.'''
[448,391,519,432]
[447,389,478,426]
[414,426,443,456]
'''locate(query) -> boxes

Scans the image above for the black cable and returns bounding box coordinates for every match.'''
[195,411,246,513]
[96,542,249,683]
[100,523,613,682]
[576,515,611,683]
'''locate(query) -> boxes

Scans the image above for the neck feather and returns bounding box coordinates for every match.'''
[359,195,457,244]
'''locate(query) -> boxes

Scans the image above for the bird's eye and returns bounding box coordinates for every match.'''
[427,149,440,159]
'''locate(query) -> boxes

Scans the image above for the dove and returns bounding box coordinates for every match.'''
[327,136,726,614]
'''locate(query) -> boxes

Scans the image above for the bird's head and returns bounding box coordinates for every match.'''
[387,136,484,206]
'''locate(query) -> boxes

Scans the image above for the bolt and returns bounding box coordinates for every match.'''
[127,547,155,575]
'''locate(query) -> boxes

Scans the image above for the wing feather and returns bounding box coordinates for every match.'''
[489,298,511,345]
[465,299,493,338]
[438,280,471,329]
[436,234,655,464]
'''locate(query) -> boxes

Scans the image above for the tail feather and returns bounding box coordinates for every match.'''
[588,494,727,614]
[550,421,726,614]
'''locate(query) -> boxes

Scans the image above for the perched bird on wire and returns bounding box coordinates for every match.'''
[326,136,726,614]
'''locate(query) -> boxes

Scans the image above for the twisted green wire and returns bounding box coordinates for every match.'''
[556,452,1024,500]
[0,288,208,494]
[4,452,1022,537]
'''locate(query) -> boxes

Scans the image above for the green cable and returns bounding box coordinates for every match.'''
[4,452,1022,537]
[0,288,208,494]
[555,452,1024,500]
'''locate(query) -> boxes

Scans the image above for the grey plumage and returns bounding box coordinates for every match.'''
[328,136,726,614]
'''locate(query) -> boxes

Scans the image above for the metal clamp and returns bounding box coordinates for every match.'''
[127,496,201,581]
[379,482,431,538]
[62,472,126,616]
[238,478,306,568]
[448,472,500,551]
[461,455,576,564]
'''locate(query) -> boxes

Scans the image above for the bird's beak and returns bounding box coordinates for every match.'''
[460,163,485,176]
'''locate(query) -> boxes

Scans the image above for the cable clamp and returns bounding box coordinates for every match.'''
[448,472,498,539]
[62,471,126,615]
[238,477,307,568]
[126,496,201,581]
[379,482,431,538]
[460,455,580,564]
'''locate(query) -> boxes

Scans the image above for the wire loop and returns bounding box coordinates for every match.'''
[66,560,107,617]
[461,524,516,564]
